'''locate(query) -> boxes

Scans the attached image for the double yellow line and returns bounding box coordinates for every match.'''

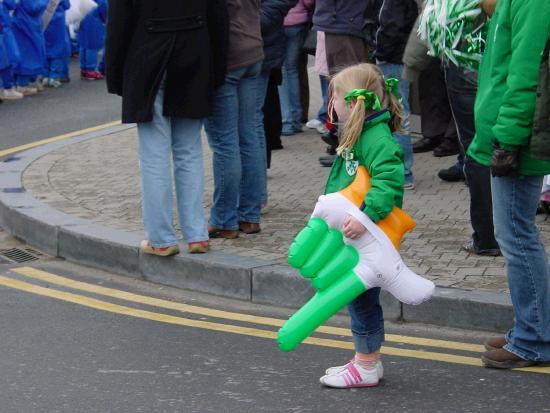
[2,267,549,375]
[0,121,122,159]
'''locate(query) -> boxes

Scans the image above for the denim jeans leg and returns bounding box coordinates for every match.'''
[171,117,209,243]
[348,287,385,354]
[378,63,413,184]
[205,69,244,230]
[137,86,178,247]
[492,175,550,362]
[238,62,263,223]
[316,75,329,123]
[279,24,307,134]
[255,71,271,206]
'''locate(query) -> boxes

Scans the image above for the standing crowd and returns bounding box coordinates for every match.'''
[2,0,547,385]
[0,0,107,102]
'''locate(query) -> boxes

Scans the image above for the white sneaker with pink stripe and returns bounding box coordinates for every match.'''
[320,360,380,388]
[325,359,384,379]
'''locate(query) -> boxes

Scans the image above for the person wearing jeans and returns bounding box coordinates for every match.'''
[205,0,264,239]
[374,0,418,189]
[106,0,229,255]
[279,0,314,136]
[206,62,264,236]
[467,0,550,368]
[443,62,500,256]
[138,83,208,250]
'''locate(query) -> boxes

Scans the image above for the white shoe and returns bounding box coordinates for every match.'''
[325,359,384,380]
[316,125,329,134]
[1,88,24,100]
[306,119,323,129]
[320,360,379,388]
[16,86,38,96]
[31,79,44,91]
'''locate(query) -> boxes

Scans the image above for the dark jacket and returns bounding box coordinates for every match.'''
[260,0,298,73]
[226,0,263,71]
[373,0,418,64]
[105,0,229,123]
[531,36,550,161]
[312,0,369,39]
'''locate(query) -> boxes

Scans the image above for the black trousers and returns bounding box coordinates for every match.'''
[445,62,499,250]
[263,69,283,168]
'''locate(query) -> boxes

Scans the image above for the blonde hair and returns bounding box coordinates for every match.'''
[329,63,404,155]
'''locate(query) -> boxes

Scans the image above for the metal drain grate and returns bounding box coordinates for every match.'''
[0,248,41,263]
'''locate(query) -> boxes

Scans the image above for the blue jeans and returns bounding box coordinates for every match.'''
[255,71,271,205]
[317,76,329,123]
[378,63,414,185]
[492,175,550,362]
[80,47,99,70]
[137,84,208,246]
[205,62,263,229]
[348,288,384,354]
[279,24,308,134]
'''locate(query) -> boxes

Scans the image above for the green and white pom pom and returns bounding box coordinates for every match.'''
[419,0,488,71]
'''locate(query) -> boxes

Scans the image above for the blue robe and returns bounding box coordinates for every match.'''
[44,0,70,59]
[0,0,20,67]
[78,0,107,51]
[0,33,9,71]
[11,0,48,76]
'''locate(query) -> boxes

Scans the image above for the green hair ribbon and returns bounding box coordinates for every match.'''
[385,78,401,99]
[344,89,381,111]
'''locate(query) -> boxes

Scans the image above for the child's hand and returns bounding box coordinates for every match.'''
[342,216,367,240]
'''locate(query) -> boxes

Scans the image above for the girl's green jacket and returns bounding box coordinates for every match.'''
[324,111,405,223]
[468,0,550,175]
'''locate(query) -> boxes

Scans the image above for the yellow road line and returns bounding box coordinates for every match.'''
[1,274,549,374]
[0,120,122,158]
[13,267,484,353]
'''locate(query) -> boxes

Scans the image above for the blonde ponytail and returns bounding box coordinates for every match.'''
[337,98,367,155]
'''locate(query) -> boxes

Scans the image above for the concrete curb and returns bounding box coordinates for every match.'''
[0,126,513,332]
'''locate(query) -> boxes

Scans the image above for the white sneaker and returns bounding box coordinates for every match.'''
[325,359,384,380]
[306,119,323,129]
[1,88,24,100]
[320,360,380,388]
[16,86,38,96]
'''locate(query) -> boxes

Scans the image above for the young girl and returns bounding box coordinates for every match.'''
[319,63,406,388]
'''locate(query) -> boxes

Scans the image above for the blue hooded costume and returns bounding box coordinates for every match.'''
[78,0,106,71]
[0,0,20,88]
[11,0,48,81]
[44,0,70,79]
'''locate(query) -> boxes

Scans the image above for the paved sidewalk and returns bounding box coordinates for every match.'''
[22,125,550,294]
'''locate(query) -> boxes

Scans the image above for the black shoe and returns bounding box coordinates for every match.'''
[319,154,336,167]
[413,137,439,153]
[433,140,460,157]
[462,240,501,257]
[438,165,465,182]
[321,131,339,147]
[325,145,336,155]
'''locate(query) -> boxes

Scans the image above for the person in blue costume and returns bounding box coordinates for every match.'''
[0,0,23,99]
[78,0,106,80]
[43,0,71,87]
[11,0,48,95]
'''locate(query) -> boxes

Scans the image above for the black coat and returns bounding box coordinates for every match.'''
[373,0,418,64]
[260,0,298,73]
[105,0,229,123]
[313,0,370,39]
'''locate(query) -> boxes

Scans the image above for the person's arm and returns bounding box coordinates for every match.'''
[104,0,135,96]
[206,0,229,89]
[361,136,405,222]
[260,0,298,35]
[491,0,550,150]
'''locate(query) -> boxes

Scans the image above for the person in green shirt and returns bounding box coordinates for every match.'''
[467,0,550,368]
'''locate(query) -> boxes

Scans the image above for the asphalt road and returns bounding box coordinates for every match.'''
[0,252,548,413]
[0,59,121,151]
